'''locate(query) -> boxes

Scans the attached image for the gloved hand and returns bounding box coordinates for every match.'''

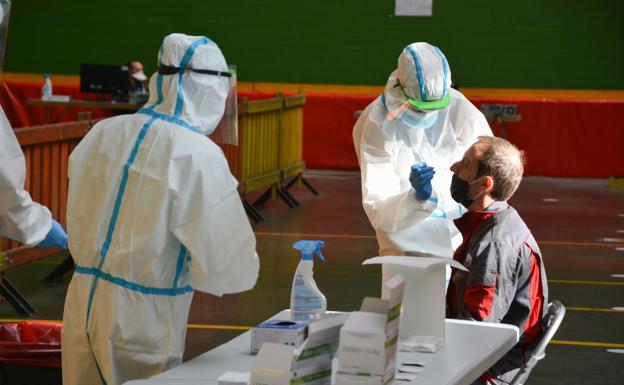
[37,219,68,249]
[409,162,435,201]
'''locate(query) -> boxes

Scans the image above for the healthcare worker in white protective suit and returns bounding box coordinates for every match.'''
[353,42,492,334]
[61,34,260,385]
[0,7,68,251]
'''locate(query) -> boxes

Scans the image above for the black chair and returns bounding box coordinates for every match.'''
[509,300,566,385]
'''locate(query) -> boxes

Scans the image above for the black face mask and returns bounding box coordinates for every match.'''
[450,174,483,209]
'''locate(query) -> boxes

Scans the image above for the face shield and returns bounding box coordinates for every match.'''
[156,62,238,144]
[210,65,238,145]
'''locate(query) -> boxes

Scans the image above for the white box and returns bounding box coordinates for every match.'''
[250,315,348,385]
[338,311,387,375]
[250,319,308,354]
[364,255,467,348]
[250,343,293,385]
[337,275,405,376]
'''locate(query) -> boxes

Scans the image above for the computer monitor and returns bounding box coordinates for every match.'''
[80,63,130,101]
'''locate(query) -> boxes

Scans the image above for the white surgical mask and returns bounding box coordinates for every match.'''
[400,108,439,130]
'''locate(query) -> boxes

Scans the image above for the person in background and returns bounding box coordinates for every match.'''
[447,136,548,385]
[0,6,67,251]
[61,34,259,385]
[127,59,148,94]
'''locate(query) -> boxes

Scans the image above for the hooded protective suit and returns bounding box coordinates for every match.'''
[354,43,492,336]
[353,42,492,257]
[0,6,66,250]
[0,108,53,245]
[61,34,259,385]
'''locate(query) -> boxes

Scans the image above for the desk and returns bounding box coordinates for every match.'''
[26,98,142,123]
[125,310,518,385]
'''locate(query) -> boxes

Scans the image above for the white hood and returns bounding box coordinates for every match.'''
[145,33,229,135]
[383,42,452,113]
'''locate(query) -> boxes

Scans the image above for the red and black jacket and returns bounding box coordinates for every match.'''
[446,201,548,379]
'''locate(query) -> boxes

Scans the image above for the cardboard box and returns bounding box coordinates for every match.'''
[364,255,467,348]
[250,319,308,354]
[250,314,348,385]
[337,274,405,376]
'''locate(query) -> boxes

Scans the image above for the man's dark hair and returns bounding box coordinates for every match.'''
[476,136,525,201]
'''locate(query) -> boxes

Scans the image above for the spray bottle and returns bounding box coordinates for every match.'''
[290,240,327,321]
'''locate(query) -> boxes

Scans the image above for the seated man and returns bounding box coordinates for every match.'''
[446,136,548,385]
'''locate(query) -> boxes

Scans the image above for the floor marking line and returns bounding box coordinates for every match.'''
[254,232,624,247]
[551,340,624,348]
[0,318,253,330]
[567,307,624,313]
[0,318,62,324]
[0,319,622,348]
[549,279,624,286]
[255,231,376,240]
[187,324,251,330]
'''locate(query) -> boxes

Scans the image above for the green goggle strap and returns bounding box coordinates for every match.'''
[401,85,451,111]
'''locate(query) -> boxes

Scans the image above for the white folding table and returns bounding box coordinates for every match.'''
[125,310,518,385]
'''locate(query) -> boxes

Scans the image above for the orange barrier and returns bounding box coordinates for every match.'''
[1,94,307,259]
[0,120,91,269]
[0,97,307,312]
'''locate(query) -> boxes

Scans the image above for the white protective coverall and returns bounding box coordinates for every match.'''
[354,43,492,339]
[61,34,260,385]
[0,107,52,245]
[353,42,492,258]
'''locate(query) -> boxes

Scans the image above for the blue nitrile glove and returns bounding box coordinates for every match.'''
[37,219,68,249]
[409,162,435,201]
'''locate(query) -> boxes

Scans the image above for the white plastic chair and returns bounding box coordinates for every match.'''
[509,300,566,385]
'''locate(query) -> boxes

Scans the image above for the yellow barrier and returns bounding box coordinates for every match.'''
[1,95,305,248]
[220,94,308,219]
[279,94,306,181]
[237,97,283,194]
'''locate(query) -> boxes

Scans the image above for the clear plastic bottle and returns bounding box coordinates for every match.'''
[290,240,327,321]
[41,73,53,99]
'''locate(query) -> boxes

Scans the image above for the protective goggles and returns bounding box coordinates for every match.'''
[158,64,232,78]
[399,83,450,111]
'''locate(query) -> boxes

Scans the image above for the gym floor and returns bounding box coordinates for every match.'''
[1,170,623,385]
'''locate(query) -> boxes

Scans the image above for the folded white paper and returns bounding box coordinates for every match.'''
[364,256,466,343]
[218,371,250,385]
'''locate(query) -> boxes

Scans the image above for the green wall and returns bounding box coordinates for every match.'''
[5,0,624,89]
